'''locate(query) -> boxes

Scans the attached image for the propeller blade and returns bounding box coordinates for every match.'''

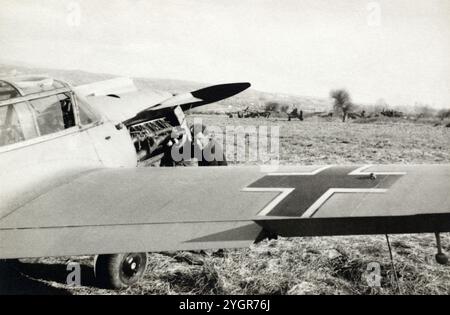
[191,82,251,103]
[151,82,251,111]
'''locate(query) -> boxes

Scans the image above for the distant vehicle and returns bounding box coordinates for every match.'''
[381,109,404,118]
[288,108,303,121]
[227,106,271,118]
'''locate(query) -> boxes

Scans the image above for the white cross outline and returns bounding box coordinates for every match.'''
[348,165,407,176]
[243,165,406,218]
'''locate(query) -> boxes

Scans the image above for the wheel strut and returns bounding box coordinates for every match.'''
[435,232,448,265]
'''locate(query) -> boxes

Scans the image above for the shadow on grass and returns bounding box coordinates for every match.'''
[0,260,96,295]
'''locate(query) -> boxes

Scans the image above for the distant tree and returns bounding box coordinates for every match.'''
[264,101,289,113]
[264,101,280,112]
[330,89,353,122]
[414,105,436,119]
[280,104,289,113]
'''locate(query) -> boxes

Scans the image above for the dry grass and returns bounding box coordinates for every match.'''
[193,115,450,165]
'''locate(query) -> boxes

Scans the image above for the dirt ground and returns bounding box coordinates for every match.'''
[1,115,449,295]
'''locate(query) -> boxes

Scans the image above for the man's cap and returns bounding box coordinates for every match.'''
[190,123,207,135]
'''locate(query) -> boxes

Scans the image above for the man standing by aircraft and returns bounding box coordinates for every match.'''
[160,123,227,167]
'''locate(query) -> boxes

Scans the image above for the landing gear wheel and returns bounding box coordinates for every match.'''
[95,253,148,289]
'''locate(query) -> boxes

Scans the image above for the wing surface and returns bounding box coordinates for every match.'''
[1,165,449,258]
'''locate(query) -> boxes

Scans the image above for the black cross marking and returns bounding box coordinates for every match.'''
[247,166,403,217]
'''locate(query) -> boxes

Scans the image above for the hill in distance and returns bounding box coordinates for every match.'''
[0,63,332,114]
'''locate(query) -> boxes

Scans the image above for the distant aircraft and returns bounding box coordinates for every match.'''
[0,75,449,289]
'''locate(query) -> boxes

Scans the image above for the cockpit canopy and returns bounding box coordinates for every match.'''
[0,76,67,99]
[0,76,99,148]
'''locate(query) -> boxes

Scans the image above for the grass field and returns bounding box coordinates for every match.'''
[2,115,449,295]
[190,115,450,165]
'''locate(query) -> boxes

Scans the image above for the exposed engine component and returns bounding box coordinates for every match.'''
[127,106,190,165]
[129,117,176,162]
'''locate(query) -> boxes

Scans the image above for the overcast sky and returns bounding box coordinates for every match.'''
[1,0,449,107]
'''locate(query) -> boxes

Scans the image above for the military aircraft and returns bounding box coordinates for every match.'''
[0,75,449,289]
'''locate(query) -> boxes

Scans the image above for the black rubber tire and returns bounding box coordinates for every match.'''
[95,253,148,289]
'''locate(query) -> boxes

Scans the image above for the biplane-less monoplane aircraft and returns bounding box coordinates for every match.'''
[0,75,449,289]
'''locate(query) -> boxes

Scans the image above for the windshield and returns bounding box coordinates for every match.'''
[75,95,100,125]
[29,93,76,136]
[0,102,37,147]
[0,93,77,147]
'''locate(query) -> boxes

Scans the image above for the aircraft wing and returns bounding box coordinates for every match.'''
[76,81,251,124]
[1,165,449,259]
